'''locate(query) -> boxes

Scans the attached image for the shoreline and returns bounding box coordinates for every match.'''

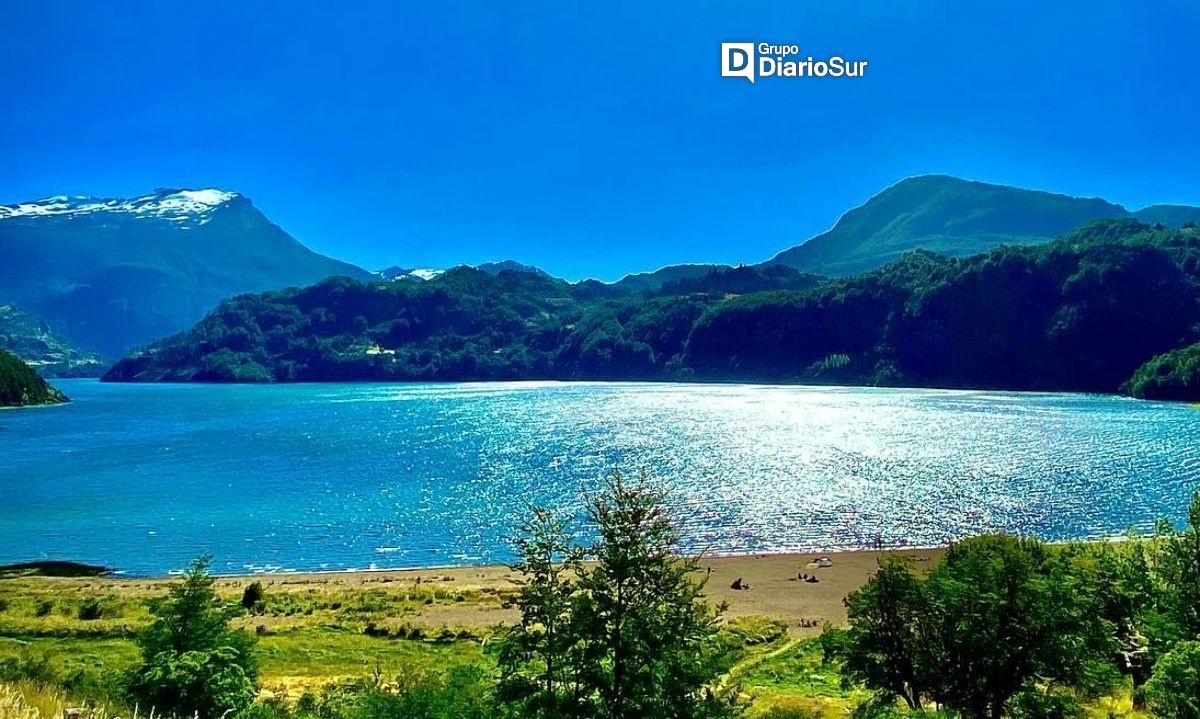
[82,374,1150,401]
[6,548,948,634]
[4,545,953,581]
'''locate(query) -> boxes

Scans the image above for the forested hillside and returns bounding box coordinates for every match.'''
[105,218,1200,399]
[0,347,68,406]
[102,265,821,383]
[0,305,107,377]
[690,218,1200,394]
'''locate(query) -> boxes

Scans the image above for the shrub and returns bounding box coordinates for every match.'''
[130,646,256,718]
[127,556,258,718]
[1006,686,1085,719]
[77,598,104,621]
[1143,641,1200,719]
[241,581,265,612]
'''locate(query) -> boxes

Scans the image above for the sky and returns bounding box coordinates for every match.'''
[2,1,1198,282]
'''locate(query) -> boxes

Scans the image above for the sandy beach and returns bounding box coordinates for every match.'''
[32,548,945,635]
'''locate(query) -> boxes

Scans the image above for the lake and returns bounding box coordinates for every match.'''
[2,380,1198,576]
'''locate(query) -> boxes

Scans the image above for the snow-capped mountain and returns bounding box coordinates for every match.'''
[376,260,550,282]
[0,187,372,356]
[377,266,448,282]
[0,188,241,227]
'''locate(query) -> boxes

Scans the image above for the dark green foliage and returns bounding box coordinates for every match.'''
[841,536,1120,719]
[496,472,739,719]
[128,555,258,718]
[690,220,1200,393]
[131,647,257,718]
[77,597,104,621]
[1004,686,1084,719]
[1143,641,1200,719]
[574,473,736,719]
[841,560,930,709]
[242,581,266,612]
[1135,492,1200,655]
[104,218,1200,399]
[921,537,1114,719]
[1126,341,1200,400]
[0,560,108,577]
[0,346,67,406]
[286,667,492,719]
[496,508,587,717]
[104,268,726,383]
[651,265,826,297]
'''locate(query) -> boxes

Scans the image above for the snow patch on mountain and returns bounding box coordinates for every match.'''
[0,188,239,225]
[377,266,447,281]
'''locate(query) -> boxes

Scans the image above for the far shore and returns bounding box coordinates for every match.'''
[7,548,946,634]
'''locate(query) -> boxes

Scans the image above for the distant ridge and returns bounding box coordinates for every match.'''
[0,304,107,377]
[0,188,374,356]
[377,260,550,283]
[600,175,1199,285]
[763,175,1144,276]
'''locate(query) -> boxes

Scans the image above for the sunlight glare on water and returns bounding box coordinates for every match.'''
[1,380,1198,575]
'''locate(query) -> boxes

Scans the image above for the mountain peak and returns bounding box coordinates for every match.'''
[0,187,242,224]
[765,175,1130,276]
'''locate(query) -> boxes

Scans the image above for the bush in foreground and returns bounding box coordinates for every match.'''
[127,555,257,718]
[1143,640,1200,719]
[497,471,738,719]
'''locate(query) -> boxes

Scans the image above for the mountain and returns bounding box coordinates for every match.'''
[377,266,447,282]
[649,265,826,297]
[610,264,732,293]
[475,260,551,278]
[1133,204,1200,228]
[104,218,1200,399]
[0,188,374,356]
[0,347,68,407]
[378,260,550,283]
[102,265,731,383]
[0,305,107,377]
[763,175,1178,276]
[689,218,1200,393]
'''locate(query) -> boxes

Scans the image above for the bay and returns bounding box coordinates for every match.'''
[2,379,1197,576]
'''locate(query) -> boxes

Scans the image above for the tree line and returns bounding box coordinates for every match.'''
[104,218,1200,400]
[837,492,1200,719]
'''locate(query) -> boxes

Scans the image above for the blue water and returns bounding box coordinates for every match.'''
[2,380,1198,576]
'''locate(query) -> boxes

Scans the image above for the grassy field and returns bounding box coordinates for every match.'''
[0,559,1151,718]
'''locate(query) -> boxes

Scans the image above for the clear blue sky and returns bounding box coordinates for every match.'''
[2,1,1197,281]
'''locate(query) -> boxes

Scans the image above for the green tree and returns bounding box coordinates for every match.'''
[1143,641,1200,719]
[573,472,736,719]
[497,507,587,718]
[841,559,930,710]
[496,472,738,719]
[921,536,1112,719]
[128,555,258,718]
[1156,492,1200,640]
